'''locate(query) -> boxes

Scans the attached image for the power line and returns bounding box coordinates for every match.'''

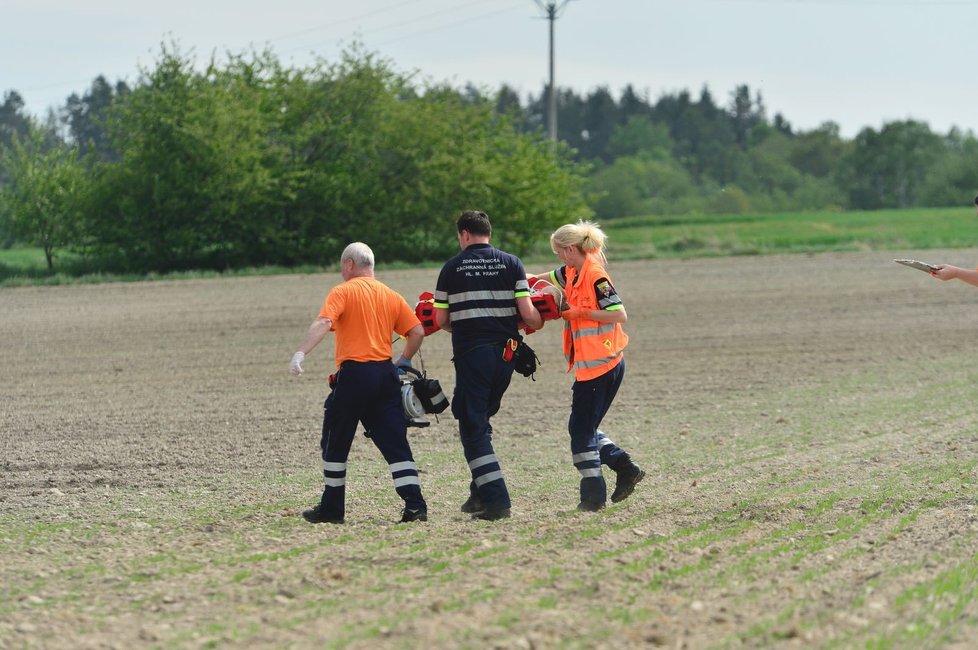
[280,0,498,55]
[262,0,420,44]
[710,0,978,4]
[13,1,434,100]
[21,1,510,93]
[374,2,527,48]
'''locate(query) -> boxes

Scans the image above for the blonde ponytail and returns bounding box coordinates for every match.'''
[551,220,608,266]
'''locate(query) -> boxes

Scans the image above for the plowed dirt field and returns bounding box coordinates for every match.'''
[3,250,978,648]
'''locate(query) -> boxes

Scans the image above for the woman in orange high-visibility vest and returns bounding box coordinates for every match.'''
[535,220,646,511]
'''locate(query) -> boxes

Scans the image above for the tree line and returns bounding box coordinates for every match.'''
[512,83,977,219]
[0,45,589,273]
[1,44,976,274]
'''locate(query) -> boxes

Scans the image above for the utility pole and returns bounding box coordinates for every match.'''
[534,0,574,147]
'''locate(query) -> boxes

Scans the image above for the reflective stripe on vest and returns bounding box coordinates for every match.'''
[572,323,617,340]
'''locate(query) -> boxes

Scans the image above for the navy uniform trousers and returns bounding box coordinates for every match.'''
[569,359,629,505]
[452,345,514,510]
[317,360,425,519]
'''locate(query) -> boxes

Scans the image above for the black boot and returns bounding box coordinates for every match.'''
[460,494,485,514]
[399,505,428,523]
[576,500,606,512]
[302,504,344,524]
[473,505,511,521]
[610,456,646,503]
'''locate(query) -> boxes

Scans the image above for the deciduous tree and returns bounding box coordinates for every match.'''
[0,121,84,269]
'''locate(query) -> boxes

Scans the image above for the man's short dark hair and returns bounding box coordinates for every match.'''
[974,193,978,206]
[457,210,492,237]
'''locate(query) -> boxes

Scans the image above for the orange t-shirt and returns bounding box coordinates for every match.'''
[319,277,420,368]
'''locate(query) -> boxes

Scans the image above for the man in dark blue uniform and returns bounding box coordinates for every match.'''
[434,211,544,521]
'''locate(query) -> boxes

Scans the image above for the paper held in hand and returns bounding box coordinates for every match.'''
[894,259,938,273]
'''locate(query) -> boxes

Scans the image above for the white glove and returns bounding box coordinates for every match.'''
[289,351,305,376]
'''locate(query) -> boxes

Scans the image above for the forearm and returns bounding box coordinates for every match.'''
[516,296,544,329]
[435,308,452,332]
[296,318,331,354]
[578,307,627,324]
[400,326,424,360]
[954,268,978,287]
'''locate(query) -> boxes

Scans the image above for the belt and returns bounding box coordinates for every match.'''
[340,358,393,367]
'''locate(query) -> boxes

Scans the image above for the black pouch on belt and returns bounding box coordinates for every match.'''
[511,338,539,380]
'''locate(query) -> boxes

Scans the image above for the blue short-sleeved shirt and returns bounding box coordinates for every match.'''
[435,243,530,355]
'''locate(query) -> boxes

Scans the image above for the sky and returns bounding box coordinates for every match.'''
[4,0,977,138]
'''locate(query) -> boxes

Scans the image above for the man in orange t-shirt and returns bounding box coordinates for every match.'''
[289,242,427,524]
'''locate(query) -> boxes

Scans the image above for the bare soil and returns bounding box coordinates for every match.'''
[2,249,978,649]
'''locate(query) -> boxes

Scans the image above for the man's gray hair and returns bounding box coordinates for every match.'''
[341,242,375,269]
